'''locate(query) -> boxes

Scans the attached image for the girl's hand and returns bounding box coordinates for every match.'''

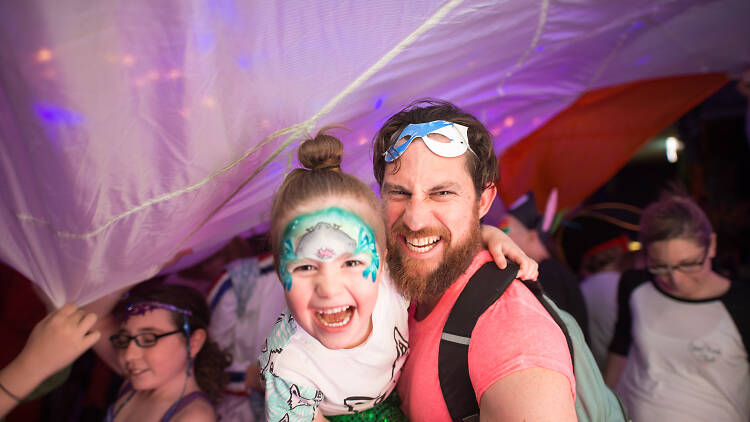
[481,224,538,281]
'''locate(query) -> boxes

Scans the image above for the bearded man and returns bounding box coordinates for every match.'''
[372,100,577,421]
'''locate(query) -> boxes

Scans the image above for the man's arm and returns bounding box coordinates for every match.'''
[479,367,577,422]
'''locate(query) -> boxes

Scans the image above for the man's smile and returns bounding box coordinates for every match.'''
[404,235,441,253]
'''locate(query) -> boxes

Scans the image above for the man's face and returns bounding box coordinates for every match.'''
[381,139,495,301]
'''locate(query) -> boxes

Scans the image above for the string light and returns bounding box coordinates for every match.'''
[36,48,52,62]
[665,136,683,163]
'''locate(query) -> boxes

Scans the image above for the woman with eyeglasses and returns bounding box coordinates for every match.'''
[105,282,230,422]
[604,194,750,421]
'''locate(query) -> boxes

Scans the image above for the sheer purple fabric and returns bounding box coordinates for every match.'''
[0,0,748,305]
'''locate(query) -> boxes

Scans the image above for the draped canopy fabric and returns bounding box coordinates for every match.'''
[1,0,748,306]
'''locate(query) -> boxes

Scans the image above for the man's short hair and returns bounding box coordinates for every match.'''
[372,99,498,196]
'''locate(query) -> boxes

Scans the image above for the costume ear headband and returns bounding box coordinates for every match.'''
[384,120,475,162]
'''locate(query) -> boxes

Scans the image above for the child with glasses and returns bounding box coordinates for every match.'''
[604,194,750,421]
[260,129,535,422]
[105,283,231,422]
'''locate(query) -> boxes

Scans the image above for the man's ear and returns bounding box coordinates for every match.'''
[189,328,207,358]
[478,184,497,219]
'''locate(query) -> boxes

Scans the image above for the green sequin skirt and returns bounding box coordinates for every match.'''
[327,392,408,422]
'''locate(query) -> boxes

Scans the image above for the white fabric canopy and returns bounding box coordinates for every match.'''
[1,0,748,306]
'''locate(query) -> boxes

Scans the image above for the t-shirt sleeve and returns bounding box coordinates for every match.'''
[608,269,648,356]
[467,280,576,403]
[264,371,324,422]
[721,281,750,364]
[260,310,324,422]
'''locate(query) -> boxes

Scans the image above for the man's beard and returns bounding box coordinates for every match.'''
[386,216,482,304]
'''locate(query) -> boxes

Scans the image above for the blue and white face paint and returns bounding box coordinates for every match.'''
[279,207,380,290]
[384,120,475,162]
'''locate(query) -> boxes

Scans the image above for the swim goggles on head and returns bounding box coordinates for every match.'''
[384,120,475,162]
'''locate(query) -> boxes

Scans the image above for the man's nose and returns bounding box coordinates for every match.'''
[401,196,430,232]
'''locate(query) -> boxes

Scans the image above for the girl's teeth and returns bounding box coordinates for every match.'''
[320,305,349,314]
[316,306,353,327]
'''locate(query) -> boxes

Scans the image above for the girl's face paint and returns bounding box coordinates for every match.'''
[280,207,380,290]
[280,207,381,349]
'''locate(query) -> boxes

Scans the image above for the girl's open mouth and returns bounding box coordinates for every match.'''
[315,305,353,327]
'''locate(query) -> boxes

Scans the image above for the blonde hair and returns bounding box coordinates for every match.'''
[269,130,384,270]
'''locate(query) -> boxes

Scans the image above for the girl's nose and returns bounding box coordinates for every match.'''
[314,273,345,298]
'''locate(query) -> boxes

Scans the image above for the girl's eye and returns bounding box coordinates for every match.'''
[292,264,315,272]
[344,260,364,267]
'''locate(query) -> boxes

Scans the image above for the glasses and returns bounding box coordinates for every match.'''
[109,329,183,349]
[384,120,476,162]
[646,250,708,275]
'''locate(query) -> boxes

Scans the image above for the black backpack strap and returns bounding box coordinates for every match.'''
[438,261,519,422]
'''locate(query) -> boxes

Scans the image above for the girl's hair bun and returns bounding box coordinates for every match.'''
[298,131,343,171]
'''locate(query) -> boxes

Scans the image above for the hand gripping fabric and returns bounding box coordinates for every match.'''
[438,262,629,422]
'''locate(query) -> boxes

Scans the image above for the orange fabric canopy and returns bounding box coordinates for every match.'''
[498,73,729,210]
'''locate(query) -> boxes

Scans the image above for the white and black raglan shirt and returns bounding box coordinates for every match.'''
[609,269,750,422]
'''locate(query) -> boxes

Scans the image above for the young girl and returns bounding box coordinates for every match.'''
[605,194,750,421]
[260,131,535,422]
[105,282,231,422]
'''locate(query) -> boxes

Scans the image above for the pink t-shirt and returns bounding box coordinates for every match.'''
[398,250,576,421]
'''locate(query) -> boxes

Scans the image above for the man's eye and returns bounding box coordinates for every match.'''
[433,191,454,197]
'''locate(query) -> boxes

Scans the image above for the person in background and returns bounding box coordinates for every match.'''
[104,283,231,422]
[500,191,590,338]
[605,193,750,421]
[208,244,286,422]
[557,202,641,371]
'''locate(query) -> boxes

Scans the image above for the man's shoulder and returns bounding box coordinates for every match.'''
[471,278,571,354]
[467,280,576,405]
[484,279,548,316]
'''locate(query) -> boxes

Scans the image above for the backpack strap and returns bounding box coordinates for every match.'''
[438,261,519,422]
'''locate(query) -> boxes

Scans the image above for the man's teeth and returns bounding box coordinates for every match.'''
[406,236,440,252]
[316,306,353,327]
